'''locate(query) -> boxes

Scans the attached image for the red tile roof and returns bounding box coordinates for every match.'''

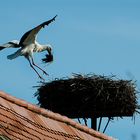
[0,91,114,140]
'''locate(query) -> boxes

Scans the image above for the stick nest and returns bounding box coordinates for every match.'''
[35,74,138,118]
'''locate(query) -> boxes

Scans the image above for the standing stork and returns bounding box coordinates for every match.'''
[0,15,57,80]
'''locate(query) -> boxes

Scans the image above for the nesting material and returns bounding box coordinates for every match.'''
[35,74,137,118]
[42,53,53,63]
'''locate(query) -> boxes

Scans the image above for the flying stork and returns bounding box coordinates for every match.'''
[0,15,57,80]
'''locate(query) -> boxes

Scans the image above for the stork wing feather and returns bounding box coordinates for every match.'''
[19,15,57,46]
[0,40,20,51]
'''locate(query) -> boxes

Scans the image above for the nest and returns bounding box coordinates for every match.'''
[35,74,138,118]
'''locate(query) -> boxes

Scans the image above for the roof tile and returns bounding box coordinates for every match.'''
[0,91,114,140]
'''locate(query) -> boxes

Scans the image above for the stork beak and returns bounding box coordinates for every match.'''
[47,48,52,55]
[46,46,52,55]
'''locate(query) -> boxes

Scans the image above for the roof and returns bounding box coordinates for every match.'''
[0,91,114,140]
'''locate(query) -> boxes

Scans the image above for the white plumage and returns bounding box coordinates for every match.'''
[0,15,57,80]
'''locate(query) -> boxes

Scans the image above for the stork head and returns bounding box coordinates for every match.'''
[42,45,53,63]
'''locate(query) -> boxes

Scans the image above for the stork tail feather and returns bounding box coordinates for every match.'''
[7,50,21,60]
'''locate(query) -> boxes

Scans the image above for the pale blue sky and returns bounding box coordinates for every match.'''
[0,0,140,139]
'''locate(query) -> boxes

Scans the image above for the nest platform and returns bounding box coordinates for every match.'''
[35,74,137,118]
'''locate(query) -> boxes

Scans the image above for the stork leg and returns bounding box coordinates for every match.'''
[31,57,48,76]
[26,57,45,81]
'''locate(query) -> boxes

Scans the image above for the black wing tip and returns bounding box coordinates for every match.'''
[42,15,58,28]
[54,15,58,18]
[52,15,58,21]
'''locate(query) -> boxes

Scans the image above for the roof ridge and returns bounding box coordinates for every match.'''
[0,91,113,140]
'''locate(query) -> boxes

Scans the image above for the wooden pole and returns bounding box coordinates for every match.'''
[91,117,97,130]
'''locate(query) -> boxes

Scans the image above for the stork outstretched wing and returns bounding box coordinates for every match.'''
[19,15,57,46]
[0,40,20,51]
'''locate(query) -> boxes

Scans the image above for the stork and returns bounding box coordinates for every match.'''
[0,15,57,80]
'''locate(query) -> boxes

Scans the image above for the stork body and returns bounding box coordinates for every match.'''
[0,15,57,80]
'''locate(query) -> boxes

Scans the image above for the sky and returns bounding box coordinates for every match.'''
[0,0,140,139]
